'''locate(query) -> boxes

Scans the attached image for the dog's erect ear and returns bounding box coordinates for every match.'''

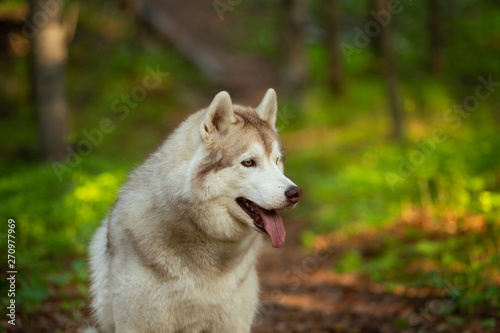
[256,88,278,129]
[200,91,236,143]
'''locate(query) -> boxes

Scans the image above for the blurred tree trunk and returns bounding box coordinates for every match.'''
[30,0,69,161]
[324,0,343,94]
[427,0,444,75]
[280,0,308,98]
[130,0,224,83]
[374,0,403,140]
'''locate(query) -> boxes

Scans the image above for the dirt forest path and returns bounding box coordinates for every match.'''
[254,217,418,333]
[253,217,493,333]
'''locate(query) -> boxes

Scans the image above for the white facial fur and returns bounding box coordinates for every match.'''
[207,140,297,230]
[233,141,296,209]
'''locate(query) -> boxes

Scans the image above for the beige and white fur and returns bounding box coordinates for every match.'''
[87,89,299,332]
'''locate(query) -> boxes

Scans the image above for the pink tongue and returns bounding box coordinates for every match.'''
[256,206,286,248]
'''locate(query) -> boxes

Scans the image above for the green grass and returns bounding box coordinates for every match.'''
[0,157,130,312]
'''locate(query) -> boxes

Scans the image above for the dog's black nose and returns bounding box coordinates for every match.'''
[285,186,302,204]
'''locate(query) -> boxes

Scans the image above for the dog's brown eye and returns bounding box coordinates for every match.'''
[241,159,255,167]
[276,157,280,164]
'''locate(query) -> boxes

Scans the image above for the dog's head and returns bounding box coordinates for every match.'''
[195,89,302,248]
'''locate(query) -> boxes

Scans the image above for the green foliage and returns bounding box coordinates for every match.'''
[287,79,500,315]
[395,319,411,329]
[335,250,363,274]
[448,316,465,326]
[0,157,129,312]
[481,318,497,328]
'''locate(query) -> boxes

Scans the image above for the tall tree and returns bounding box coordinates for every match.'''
[280,0,309,97]
[374,0,404,140]
[427,0,444,75]
[30,0,69,161]
[324,0,343,94]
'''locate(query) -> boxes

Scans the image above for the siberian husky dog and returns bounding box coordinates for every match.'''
[88,89,302,333]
